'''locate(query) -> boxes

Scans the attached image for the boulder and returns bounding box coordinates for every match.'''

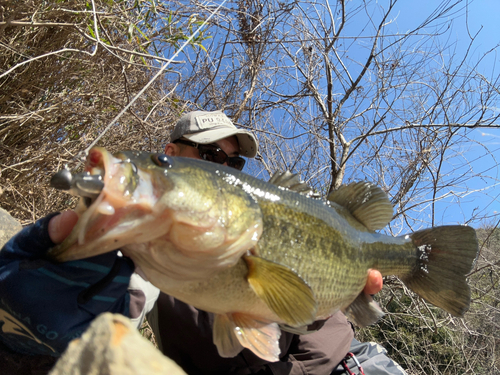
[49,313,186,375]
[0,207,22,248]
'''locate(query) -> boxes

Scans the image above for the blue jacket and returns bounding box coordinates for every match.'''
[0,213,134,356]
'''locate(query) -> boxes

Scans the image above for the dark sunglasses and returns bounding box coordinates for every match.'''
[174,139,246,171]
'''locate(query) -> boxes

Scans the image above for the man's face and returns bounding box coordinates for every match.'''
[165,135,242,169]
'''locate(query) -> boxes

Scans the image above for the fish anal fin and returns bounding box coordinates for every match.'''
[343,293,385,327]
[213,314,244,358]
[245,255,317,327]
[327,182,393,231]
[213,313,281,362]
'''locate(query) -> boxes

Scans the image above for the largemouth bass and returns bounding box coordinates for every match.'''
[49,147,479,362]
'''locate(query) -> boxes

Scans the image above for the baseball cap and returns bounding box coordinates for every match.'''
[170,110,258,158]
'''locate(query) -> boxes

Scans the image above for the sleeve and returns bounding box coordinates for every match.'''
[0,213,135,357]
[128,272,160,328]
[266,312,355,375]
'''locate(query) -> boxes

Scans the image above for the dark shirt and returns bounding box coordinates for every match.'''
[155,293,354,375]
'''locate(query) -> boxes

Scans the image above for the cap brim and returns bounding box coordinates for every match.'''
[184,128,258,158]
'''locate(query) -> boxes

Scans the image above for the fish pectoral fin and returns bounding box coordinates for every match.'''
[213,313,281,362]
[245,255,317,327]
[327,182,393,231]
[343,293,384,327]
[233,313,281,362]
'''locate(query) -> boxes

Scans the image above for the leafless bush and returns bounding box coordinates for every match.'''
[0,0,201,224]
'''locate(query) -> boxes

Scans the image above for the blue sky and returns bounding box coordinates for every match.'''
[307,0,499,229]
[394,0,500,227]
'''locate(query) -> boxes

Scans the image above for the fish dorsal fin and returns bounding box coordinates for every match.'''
[268,171,318,197]
[244,255,317,327]
[327,182,393,231]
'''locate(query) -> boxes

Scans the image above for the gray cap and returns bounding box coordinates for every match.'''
[170,111,258,158]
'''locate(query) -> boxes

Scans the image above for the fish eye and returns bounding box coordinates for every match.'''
[151,154,172,168]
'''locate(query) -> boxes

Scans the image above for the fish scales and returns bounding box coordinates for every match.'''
[254,197,416,318]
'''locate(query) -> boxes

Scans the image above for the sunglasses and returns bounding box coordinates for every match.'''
[174,139,246,171]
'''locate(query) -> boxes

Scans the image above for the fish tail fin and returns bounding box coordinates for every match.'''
[403,225,478,316]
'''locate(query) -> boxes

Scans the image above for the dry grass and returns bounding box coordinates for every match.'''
[0,0,184,224]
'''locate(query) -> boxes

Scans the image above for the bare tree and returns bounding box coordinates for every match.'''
[172,1,500,373]
[1,0,499,373]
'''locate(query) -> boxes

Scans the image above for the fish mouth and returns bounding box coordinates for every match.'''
[84,148,138,208]
[49,147,154,261]
[51,148,143,206]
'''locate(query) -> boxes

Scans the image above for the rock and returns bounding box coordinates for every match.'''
[49,313,186,375]
[0,208,22,248]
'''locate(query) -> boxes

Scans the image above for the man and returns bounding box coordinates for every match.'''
[0,110,383,374]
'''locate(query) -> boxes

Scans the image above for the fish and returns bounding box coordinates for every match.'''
[49,147,479,362]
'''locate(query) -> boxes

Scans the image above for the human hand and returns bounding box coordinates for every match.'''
[363,269,383,295]
[48,210,79,244]
[0,211,134,356]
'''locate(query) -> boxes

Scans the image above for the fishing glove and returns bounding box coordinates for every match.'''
[0,213,135,357]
